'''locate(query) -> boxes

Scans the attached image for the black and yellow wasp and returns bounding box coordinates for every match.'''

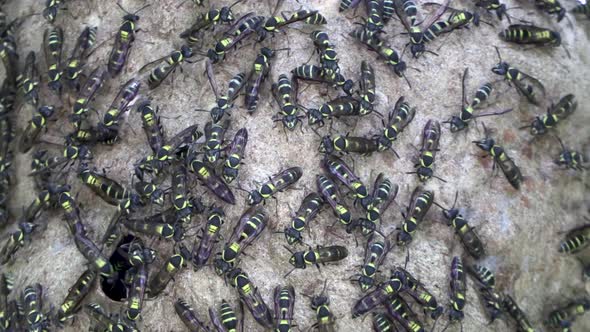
[223,127,248,184]
[209,299,241,332]
[179,0,241,45]
[22,283,50,332]
[186,155,236,204]
[499,24,561,47]
[408,119,444,182]
[397,186,434,245]
[136,100,165,153]
[0,222,37,265]
[206,15,265,64]
[554,136,585,171]
[148,244,191,297]
[227,268,273,328]
[445,68,512,133]
[108,3,150,76]
[245,47,283,114]
[16,51,39,106]
[203,119,229,164]
[140,45,195,90]
[272,73,304,131]
[520,94,576,136]
[175,298,210,331]
[503,295,536,332]
[192,207,225,269]
[573,3,590,18]
[57,269,97,324]
[473,124,523,190]
[64,26,98,90]
[558,221,590,254]
[283,192,324,246]
[284,245,348,277]
[394,267,443,319]
[545,298,590,330]
[44,26,63,93]
[69,66,108,129]
[352,272,405,318]
[384,295,426,332]
[316,174,353,231]
[19,105,55,153]
[534,0,566,22]
[273,285,296,332]
[43,0,64,23]
[375,96,416,152]
[78,163,142,211]
[434,191,486,258]
[492,47,545,106]
[352,233,391,292]
[201,59,246,123]
[291,64,353,96]
[393,0,451,57]
[244,167,302,205]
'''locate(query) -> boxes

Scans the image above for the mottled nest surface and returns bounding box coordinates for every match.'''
[1,0,590,331]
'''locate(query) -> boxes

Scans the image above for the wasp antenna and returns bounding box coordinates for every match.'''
[133,4,151,15]
[433,175,448,183]
[494,46,502,62]
[175,0,190,9]
[229,0,244,9]
[402,73,412,89]
[451,190,459,209]
[518,124,531,130]
[282,245,295,254]
[432,200,448,211]
[553,134,566,151]
[283,267,296,278]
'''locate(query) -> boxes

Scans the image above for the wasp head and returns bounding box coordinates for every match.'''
[247,191,263,205]
[222,168,237,184]
[448,115,467,133]
[220,6,234,22]
[529,117,546,136]
[261,47,274,58]
[284,227,302,245]
[491,62,509,76]
[473,137,495,152]
[180,44,193,58]
[319,136,334,154]
[442,208,459,224]
[416,167,433,182]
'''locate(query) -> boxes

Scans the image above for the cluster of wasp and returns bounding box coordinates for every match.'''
[0,0,588,331]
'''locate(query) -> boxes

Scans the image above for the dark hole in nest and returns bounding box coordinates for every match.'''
[101,234,135,302]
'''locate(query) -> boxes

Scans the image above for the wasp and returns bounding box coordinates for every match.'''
[44,26,63,93]
[322,155,368,204]
[73,224,115,280]
[554,136,585,171]
[353,233,391,292]
[57,269,97,324]
[136,124,202,179]
[175,298,210,332]
[434,192,486,258]
[18,105,55,153]
[79,163,142,211]
[308,281,335,332]
[283,192,324,245]
[186,156,235,204]
[206,15,265,64]
[365,0,385,35]
[272,74,303,131]
[133,180,165,206]
[284,245,348,277]
[500,24,561,47]
[245,47,282,114]
[291,64,353,96]
[372,313,395,332]
[503,295,536,332]
[124,240,154,323]
[227,268,273,329]
[29,144,92,178]
[209,299,241,332]
[408,120,444,182]
[273,285,296,332]
[357,173,399,236]
[358,61,376,116]
[397,186,434,245]
[474,0,511,21]
[375,96,416,152]
[492,47,545,106]
[109,3,150,76]
[473,124,523,190]
[56,185,83,229]
[545,298,590,330]
[385,295,426,332]
[23,283,50,332]
[214,207,267,275]
[192,207,225,269]
[203,120,229,164]
[558,222,590,254]
[94,78,142,145]
[445,68,512,133]
[140,45,194,90]
[69,66,108,129]
[43,0,63,22]
[534,0,566,21]
[0,222,37,264]
[201,60,246,123]
[136,100,164,153]
[319,135,379,155]
[16,51,40,106]
[223,128,248,184]
[260,8,327,42]
[310,31,342,77]
[122,217,181,242]
[447,256,467,328]
[172,164,193,224]
[179,0,241,45]
[22,189,54,224]
[573,3,590,18]
[520,94,576,136]
[307,96,360,126]
[147,244,191,298]
[394,267,443,319]
[86,303,137,332]
[65,26,98,90]
[316,174,353,232]
[244,167,302,206]
[394,0,451,58]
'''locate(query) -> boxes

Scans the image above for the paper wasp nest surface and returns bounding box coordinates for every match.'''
[0,0,589,331]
